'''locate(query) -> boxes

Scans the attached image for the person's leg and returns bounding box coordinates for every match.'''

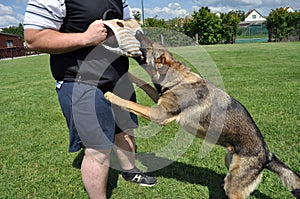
[81,148,111,199]
[114,130,136,170]
[57,83,116,197]
[112,75,156,186]
[114,130,157,187]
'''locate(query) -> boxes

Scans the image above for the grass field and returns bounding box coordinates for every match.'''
[0,42,299,199]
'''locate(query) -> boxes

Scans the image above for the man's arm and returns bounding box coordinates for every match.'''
[24,20,107,54]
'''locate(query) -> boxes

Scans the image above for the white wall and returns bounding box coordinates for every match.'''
[244,10,266,22]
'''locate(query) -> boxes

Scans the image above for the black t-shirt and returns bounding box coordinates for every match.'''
[50,0,129,92]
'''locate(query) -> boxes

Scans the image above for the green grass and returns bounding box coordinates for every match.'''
[1,42,299,199]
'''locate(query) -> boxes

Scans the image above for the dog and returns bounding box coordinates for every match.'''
[104,32,300,199]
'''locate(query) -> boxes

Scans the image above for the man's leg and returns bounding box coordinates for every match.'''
[81,148,111,199]
[114,131,136,170]
[114,130,157,187]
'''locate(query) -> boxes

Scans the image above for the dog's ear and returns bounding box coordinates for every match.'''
[163,51,173,64]
[156,51,172,66]
[155,52,172,75]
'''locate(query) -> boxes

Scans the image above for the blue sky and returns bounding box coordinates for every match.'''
[0,0,299,28]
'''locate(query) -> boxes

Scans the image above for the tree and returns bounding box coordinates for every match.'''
[291,11,300,27]
[144,16,168,28]
[267,8,300,41]
[235,10,246,21]
[184,7,222,45]
[132,10,142,23]
[168,17,186,32]
[220,11,241,43]
[2,23,24,37]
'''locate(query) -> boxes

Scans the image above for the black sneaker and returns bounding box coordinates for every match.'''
[121,167,157,187]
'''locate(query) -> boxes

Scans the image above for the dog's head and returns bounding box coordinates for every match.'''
[135,31,173,81]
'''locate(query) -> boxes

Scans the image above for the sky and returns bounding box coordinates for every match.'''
[0,0,299,28]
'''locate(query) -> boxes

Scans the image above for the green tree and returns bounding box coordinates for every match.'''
[168,17,187,32]
[290,11,300,32]
[132,10,142,23]
[235,10,245,21]
[184,7,222,45]
[2,23,24,37]
[144,16,168,28]
[220,11,241,43]
[267,8,300,41]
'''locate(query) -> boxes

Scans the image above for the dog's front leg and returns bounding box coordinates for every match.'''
[127,72,159,103]
[104,91,173,125]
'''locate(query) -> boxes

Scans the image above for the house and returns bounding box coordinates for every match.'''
[284,7,295,13]
[238,9,267,28]
[0,32,23,49]
[0,32,28,59]
[244,9,266,23]
[237,9,269,43]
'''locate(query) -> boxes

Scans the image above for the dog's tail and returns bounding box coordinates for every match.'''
[265,153,300,198]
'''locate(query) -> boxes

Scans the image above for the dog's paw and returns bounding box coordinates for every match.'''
[104,92,114,103]
[104,91,126,107]
[159,115,179,126]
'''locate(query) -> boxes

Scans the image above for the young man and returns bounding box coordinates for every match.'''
[24,0,156,198]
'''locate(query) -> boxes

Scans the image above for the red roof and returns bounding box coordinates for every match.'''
[244,9,265,19]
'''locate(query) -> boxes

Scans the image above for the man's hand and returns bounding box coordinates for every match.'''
[83,20,107,47]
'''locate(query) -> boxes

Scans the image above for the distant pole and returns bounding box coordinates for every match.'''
[141,0,145,25]
[160,34,164,45]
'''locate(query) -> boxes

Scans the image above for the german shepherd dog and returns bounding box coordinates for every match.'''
[104,32,300,199]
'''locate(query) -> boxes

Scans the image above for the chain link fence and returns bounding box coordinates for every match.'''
[143,27,197,47]
[236,23,269,43]
[280,29,300,42]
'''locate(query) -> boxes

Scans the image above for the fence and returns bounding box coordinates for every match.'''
[143,27,197,47]
[0,47,40,60]
[236,23,269,43]
[280,29,300,42]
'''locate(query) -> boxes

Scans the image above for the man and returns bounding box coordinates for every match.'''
[23,0,156,198]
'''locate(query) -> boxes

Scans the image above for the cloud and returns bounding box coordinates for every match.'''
[144,3,189,19]
[194,0,262,7]
[16,0,28,3]
[192,0,299,16]
[0,3,23,27]
[0,3,15,15]
[0,15,20,27]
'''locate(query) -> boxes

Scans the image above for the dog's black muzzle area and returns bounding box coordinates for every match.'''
[135,30,145,43]
[135,30,152,47]
[134,30,150,65]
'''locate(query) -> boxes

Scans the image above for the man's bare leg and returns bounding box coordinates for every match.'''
[114,130,136,170]
[114,130,157,186]
[81,148,111,199]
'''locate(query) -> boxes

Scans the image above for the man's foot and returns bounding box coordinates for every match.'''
[121,167,157,187]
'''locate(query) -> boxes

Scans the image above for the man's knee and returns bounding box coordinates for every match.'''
[84,148,111,165]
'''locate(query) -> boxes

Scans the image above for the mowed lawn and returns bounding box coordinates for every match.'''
[0,42,299,199]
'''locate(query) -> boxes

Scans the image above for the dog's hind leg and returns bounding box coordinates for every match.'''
[223,154,263,199]
[127,72,159,103]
